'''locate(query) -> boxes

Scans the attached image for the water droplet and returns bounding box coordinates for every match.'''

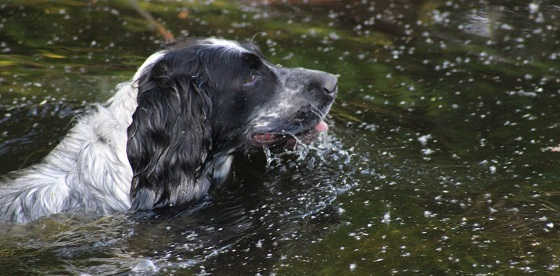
[382,212,391,224]
[417,134,432,146]
[529,3,539,13]
[131,259,158,273]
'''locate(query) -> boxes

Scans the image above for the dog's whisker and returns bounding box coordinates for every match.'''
[309,104,326,119]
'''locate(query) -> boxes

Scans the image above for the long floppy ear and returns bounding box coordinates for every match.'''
[126,59,213,210]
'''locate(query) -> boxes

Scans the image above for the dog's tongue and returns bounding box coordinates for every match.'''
[314,120,328,132]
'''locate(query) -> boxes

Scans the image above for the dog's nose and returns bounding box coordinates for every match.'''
[284,68,339,97]
[321,73,338,96]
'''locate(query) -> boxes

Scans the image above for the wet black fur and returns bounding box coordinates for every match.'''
[128,43,260,210]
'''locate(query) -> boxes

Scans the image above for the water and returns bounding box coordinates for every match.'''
[1,0,560,274]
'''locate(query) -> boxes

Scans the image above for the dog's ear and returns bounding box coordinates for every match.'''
[126,59,213,210]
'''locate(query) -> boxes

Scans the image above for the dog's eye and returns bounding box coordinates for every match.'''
[243,72,260,87]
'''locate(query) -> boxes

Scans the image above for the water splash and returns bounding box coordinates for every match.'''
[262,131,352,170]
[257,131,360,223]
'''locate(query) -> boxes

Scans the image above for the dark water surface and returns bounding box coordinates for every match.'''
[1,0,560,274]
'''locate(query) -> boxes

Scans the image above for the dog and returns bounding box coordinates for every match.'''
[0,38,338,224]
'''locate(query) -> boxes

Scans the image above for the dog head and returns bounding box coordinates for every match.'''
[126,38,337,210]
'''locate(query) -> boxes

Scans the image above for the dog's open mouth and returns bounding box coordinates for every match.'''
[251,119,329,146]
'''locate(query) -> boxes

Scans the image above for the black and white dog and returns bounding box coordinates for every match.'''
[0,38,337,223]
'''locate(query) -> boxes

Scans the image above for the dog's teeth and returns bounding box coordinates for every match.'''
[254,133,276,143]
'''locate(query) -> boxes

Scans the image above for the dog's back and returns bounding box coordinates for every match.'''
[0,91,134,223]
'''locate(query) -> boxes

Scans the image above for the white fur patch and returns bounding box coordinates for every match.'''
[133,51,167,80]
[204,38,248,53]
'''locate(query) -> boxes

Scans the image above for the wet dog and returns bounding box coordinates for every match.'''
[0,38,337,223]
